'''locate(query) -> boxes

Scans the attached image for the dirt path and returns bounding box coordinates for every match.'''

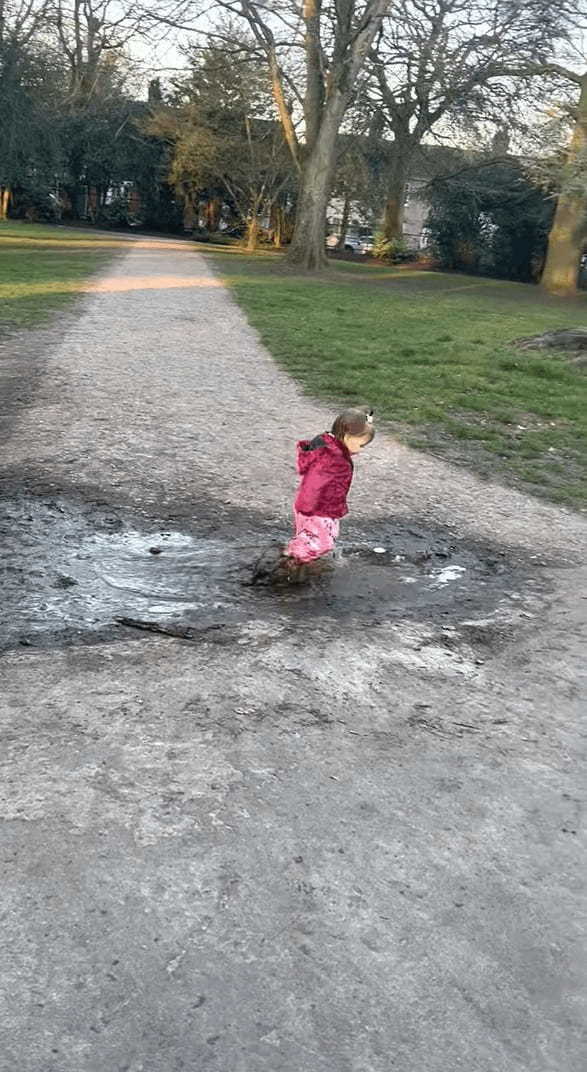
[1,237,586,1072]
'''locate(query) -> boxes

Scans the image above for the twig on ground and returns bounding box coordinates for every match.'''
[115,617,226,641]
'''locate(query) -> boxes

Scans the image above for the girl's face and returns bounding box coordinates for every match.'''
[343,432,372,455]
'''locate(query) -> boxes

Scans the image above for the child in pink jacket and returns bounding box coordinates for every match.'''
[277,407,374,581]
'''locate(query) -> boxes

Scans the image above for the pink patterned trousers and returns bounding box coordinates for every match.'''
[286,511,340,564]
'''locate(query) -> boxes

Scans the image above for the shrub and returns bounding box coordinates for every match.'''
[426,162,554,282]
[11,183,61,223]
[372,233,413,263]
[97,197,142,229]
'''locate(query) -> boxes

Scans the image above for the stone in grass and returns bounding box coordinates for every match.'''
[514,328,587,363]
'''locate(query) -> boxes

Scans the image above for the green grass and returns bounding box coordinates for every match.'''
[210,247,587,509]
[0,222,127,329]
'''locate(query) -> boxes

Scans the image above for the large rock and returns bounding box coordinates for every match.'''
[515,328,587,353]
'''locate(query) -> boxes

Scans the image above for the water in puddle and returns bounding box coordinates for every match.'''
[1,504,245,648]
[0,496,529,651]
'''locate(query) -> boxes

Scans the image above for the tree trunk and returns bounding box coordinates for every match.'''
[303,0,324,154]
[87,188,97,223]
[541,75,587,297]
[0,187,10,220]
[70,182,86,220]
[205,196,222,231]
[268,48,301,174]
[336,194,351,250]
[270,202,284,247]
[383,190,404,242]
[245,214,260,251]
[382,145,411,242]
[540,196,585,295]
[279,0,389,270]
[286,93,345,270]
[182,194,195,231]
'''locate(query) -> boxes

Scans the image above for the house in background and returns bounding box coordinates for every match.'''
[327,143,465,250]
[327,180,430,250]
[402,179,430,248]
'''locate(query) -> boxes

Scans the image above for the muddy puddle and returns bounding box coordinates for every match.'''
[0,494,543,652]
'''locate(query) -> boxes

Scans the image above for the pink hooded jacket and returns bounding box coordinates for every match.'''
[294,433,354,519]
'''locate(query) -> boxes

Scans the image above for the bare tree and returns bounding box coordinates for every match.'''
[144,0,393,269]
[33,1,146,216]
[0,0,51,46]
[0,0,55,217]
[283,0,392,267]
[48,0,143,103]
[367,0,579,243]
[150,44,294,247]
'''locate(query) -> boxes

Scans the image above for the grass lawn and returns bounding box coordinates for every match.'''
[0,222,128,329]
[210,247,587,510]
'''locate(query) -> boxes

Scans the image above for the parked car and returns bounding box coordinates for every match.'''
[326,233,373,254]
[358,234,374,254]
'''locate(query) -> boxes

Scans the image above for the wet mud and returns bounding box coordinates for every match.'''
[0,488,546,655]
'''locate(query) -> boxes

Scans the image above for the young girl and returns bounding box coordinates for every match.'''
[274,407,374,581]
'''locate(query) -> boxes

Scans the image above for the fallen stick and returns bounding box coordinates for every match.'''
[115,617,225,641]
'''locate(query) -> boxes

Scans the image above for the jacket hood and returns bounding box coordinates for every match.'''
[295,433,349,474]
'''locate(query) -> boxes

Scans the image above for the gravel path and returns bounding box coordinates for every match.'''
[3,235,585,554]
[1,236,585,1072]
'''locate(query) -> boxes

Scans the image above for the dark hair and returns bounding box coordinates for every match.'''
[331,407,375,443]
